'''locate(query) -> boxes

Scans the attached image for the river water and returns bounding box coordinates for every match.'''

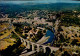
[43,28,55,44]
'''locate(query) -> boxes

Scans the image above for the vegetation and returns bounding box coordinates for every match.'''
[0,40,25,56]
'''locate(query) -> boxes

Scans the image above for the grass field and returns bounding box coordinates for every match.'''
[0,38,16,50]
[0,23,17,50]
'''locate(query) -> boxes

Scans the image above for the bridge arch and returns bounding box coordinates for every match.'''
[45,47,51,55]
[42,46,47,53]
[39,46,44,52]
[31,43,35,51]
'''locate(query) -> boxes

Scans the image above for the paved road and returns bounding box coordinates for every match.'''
[0,27,7,32]
[0,24,12,32]
[0,34,11,41]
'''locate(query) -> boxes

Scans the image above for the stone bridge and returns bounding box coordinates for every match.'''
[20,38,59,53]
[13,29,59,55]
[1,19,59,56]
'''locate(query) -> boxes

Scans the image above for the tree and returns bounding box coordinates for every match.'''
[71,39,78,45]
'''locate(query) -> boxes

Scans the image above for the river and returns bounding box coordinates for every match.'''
[44,28,55,44]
